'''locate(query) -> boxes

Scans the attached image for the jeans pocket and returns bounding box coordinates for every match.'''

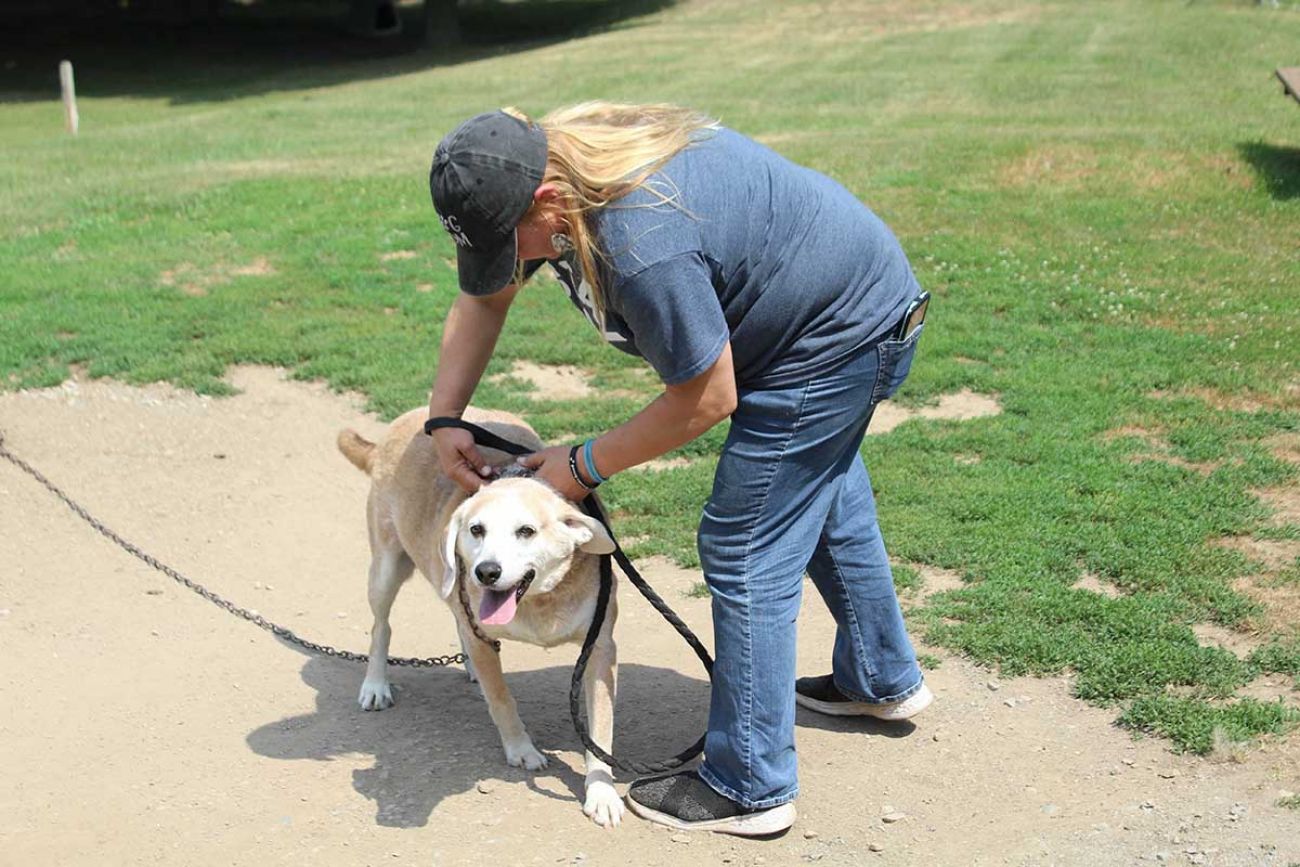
[871,322,925,403]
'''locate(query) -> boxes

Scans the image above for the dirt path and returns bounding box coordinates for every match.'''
[1,368,1296,866]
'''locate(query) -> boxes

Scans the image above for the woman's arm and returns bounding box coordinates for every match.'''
[520,343,737,500]
[428,284,520,491]
[592,342,736,475]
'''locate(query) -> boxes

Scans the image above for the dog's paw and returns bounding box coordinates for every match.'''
[582,779,624,828]
[358,678,394,711]
[504,741,548,771]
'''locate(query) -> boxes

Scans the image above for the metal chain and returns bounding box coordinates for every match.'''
[455,557,501,652]
[0,430,497,667]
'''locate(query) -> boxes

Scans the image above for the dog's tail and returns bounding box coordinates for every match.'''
[337,428,376,475]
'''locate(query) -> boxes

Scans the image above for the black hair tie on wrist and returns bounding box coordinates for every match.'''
[568,445,597,493]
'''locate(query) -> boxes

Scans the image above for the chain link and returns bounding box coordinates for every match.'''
[0,430,496,668]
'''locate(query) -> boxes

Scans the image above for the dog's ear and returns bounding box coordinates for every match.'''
[441,501,468,599]
[560,507,616,555]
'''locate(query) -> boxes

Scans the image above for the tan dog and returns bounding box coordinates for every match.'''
[337,407,624,828]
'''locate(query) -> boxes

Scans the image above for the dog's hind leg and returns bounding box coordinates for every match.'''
[358,545,414,711]
[581,604,623,828]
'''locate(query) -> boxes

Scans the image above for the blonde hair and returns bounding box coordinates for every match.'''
[505,101,719,322]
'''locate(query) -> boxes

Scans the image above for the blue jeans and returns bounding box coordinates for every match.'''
[696,325,926,809]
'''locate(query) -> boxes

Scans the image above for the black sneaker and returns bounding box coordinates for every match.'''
[795,674,933,720]
[625,770,796,836]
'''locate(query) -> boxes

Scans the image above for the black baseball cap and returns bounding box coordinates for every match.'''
[429,110,548,297]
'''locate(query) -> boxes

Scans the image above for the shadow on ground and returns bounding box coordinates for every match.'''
[0,0,676,104]
[1238,140,1300,200]
[794,705,922,739]
[247,655,710,828]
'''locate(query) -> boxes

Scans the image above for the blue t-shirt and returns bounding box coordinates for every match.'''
[532,127,920,389]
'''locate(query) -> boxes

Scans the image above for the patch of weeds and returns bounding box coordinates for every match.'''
[1249,638,1300,686]
[917,653,943,671]
[925,581,1256,703]
[1277,794,1300,810]
[686,581,710,599]
[1262,556,1300,589]
[1118,695,1299,755]
[1250,524,1300,545]
[892,562,922,596]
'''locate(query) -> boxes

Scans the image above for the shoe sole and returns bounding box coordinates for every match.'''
[795,684,933,720]
[626,798,796,836]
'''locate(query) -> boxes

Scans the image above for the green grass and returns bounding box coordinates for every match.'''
[1250,638,1300,687]
[2,0,1299,753]
[1118,695,1298,756]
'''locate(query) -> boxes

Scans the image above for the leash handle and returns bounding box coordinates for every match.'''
[424,416,532,457]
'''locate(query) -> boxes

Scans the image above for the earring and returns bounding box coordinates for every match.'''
[550,232,573,255]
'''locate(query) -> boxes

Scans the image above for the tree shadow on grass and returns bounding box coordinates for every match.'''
[247,653,709,828]
[0,0,676,105]
[1237,141,1300,201]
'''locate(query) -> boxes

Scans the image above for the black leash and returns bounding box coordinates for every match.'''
[427,417,712,775]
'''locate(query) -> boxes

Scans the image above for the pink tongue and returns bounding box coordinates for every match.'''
[479,588,519,626]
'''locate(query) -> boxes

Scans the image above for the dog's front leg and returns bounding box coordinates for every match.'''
[455,622,479,684]
[581,632,623,828]
[464,629,548,771]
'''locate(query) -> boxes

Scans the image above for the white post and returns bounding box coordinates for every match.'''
[59,60,78,136]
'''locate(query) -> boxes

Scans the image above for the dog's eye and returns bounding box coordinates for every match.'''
[516,525,536,540]
[469,523,485,538]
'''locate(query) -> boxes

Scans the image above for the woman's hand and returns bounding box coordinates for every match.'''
[512,346,738,502]
[425,288,520,493]
[517,445,593,502]
[434,427,495,493]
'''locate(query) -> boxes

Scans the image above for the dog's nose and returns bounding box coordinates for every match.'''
[475,561,502,586]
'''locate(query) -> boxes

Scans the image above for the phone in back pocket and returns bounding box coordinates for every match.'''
[893,292,930,341]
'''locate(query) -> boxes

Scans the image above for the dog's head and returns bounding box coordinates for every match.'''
[440,478,615,626]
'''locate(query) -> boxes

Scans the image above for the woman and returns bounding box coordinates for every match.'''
[426,103,932,836]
